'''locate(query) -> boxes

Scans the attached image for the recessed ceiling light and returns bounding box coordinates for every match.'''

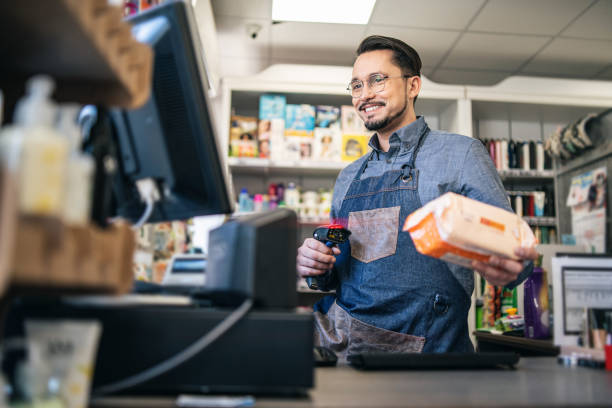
[272,0,376,24]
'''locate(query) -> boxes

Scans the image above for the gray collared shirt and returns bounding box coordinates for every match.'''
[330,116,531,296]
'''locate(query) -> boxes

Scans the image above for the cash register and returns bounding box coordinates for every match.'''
[4,0,313,397]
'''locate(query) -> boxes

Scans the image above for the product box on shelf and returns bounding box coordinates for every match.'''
[285,136,313,160]
[341,105,367,134]
[285,104,315,137]
[259,94,286,120]
[341,134,369,162]
[229,115,258,157]
[313,127,342,162]
[315,105,340,129]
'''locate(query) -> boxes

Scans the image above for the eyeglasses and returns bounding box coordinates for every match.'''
[347,74,411,98]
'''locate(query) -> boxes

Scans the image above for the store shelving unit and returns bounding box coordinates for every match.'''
[0,0,151,301]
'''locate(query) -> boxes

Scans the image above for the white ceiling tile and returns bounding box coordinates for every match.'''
[364,26,461,67]
[215,16,271,59]
[430,69,511,85]
[442,33,550,70]
[369,0,485,30]
[522,37,612,77]
[211,0,272,19]
[220,56,270,78]
[469,0,591,35]
[270,22,365,64]
[561,0,612,40]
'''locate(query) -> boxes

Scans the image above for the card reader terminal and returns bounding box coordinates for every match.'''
[161,254,207,287]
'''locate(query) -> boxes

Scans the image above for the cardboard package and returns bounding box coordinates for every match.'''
[403,192,536,268]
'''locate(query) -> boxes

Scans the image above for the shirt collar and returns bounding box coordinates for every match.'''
[367,116,427,155]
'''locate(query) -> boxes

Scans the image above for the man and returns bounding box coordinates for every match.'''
[296,35,538,359]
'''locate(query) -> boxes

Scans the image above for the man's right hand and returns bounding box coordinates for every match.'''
[296,238,341,278]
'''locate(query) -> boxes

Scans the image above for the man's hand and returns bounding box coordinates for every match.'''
[471,247,539,287]
[296,238,341,278]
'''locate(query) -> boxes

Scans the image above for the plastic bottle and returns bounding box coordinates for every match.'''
[285,182,300,209]
[500,140,509,170]
[57,105,95,226]
[521,142,531,170]
[276,183,285,203]
[238,188,250,212]
[253,194,263,212]
[10,76,69,216]
[536,141,545,172]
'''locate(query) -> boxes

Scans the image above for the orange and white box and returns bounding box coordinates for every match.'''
[402,192,536,268]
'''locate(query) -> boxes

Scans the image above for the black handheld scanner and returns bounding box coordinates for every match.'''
[306,225,351,290]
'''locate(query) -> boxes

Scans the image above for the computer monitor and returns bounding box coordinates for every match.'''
[110,0,233,223]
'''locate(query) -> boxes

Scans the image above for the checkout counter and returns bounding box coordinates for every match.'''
[91,358,612,407]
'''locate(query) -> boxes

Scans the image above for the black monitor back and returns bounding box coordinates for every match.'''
[111,0,233,223]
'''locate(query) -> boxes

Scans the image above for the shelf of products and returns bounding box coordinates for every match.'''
[228,157,345,176]
[0,0,152,109]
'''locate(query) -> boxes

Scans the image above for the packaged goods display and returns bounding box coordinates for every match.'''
[230,97,369,161]
[403,192,537,268]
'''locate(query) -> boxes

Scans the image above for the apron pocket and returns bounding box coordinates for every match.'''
[314,301,425,363]
[348,206,400,263]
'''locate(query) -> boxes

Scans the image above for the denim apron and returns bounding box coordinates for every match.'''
[314,126,473,361]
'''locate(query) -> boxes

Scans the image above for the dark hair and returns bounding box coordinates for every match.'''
[356,35,422,77]
[356,35,422,104]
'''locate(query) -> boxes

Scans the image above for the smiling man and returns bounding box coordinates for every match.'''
[296,35,538,361]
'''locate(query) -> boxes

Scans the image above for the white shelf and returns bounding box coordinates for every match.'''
[523,216,557,227]
[497,169,555,180]
[228,157,346,176]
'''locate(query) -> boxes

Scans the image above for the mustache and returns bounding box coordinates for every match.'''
[358,101,386,111]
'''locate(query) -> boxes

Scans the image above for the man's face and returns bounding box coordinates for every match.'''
[351,49,411,132]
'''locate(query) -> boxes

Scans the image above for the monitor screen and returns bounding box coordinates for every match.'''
[111,0,233,224]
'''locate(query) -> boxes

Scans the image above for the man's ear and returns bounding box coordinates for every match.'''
[408,76,421,100]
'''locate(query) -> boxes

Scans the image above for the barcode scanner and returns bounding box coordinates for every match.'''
[306,224,351,290]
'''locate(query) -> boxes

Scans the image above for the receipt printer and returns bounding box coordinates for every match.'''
[206,209,298,308]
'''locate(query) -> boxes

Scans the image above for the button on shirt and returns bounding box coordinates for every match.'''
[330,116,532,296]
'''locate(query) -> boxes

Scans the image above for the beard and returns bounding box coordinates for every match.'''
[363,98,408,131]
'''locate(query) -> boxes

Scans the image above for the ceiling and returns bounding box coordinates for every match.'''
[210,0,612,85]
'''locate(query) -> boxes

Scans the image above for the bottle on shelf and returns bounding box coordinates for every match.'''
[238,188,251,212]
[0,75,69,217]
[285,182,300,210]
[253,194,263,212]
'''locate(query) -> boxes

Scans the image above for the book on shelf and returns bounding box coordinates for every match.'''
[285,104,315,137]
[259,94,286,120]
[315,105,340,129]
[229,115,258,157]
[341,134,369,162]
[313,127,342,162]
